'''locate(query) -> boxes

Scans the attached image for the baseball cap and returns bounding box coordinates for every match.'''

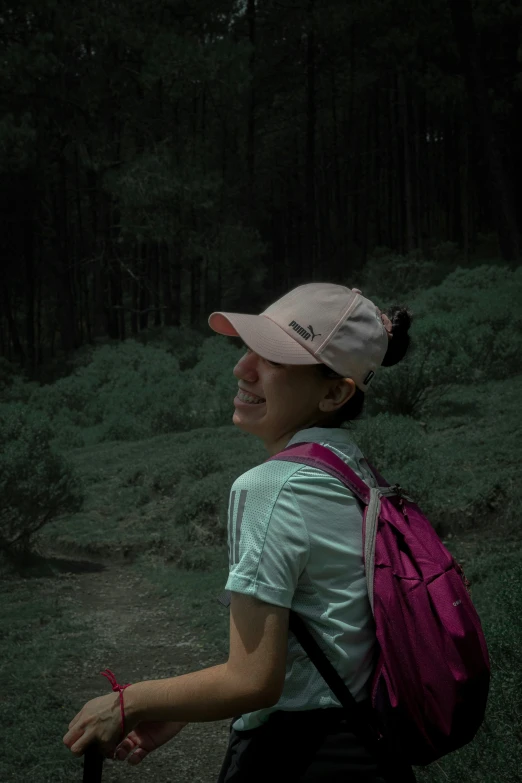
[208,283,390,391]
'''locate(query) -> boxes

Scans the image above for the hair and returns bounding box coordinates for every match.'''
[315,304,414,428]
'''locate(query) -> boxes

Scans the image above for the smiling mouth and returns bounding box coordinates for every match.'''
[236,390,266,404]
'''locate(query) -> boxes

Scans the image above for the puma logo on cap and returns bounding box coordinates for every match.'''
[289,321,322,341]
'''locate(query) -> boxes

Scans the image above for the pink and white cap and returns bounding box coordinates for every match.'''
[208,283,390,391]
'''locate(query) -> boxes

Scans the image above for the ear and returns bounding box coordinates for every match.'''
[319,378,356,412]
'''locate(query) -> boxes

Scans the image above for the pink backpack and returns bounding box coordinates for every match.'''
[268,441,491,767]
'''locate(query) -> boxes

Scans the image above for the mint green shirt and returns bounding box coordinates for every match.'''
[224,426,378,732]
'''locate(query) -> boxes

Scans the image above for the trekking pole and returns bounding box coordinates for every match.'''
[80,669,129,780]
[83,743,104,783]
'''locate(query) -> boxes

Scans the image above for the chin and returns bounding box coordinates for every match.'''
[232,412,248,430]
[232,411,258,434]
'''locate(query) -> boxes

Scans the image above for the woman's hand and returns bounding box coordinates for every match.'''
[114,720,188,765]
[63,692,137,759]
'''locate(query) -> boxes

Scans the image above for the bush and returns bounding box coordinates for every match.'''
[180,442,225,479]
[351,412,452,530]
[135,325,205,370]
[174,471,230,548]
[0,358,37,404]
[0,357,20,389]
[52,425,85,450]
[184,336,244,428]
[365,264,521,419]
[29,341,193,440]
[357,249,455,301]
[352,412,427,473]
[26,338,244,443]
[364,310,477,419]
[98,414,151,443]
[411,264,522,382]
[0,403,84,554]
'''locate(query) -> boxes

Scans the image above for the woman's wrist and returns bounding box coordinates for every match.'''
[122,683,145,725]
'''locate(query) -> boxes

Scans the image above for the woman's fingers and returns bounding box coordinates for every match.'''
[127,748,147,765]
[114,738,148,765]
[115,738,137,760]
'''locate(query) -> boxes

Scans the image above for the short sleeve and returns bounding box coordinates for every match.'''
[225,464,310,608]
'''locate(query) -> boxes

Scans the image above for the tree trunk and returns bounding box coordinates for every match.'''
[190,256,201,328]
[246,0,256,218]
[448,0,521,263]
[36,265,42,367]
[389,76,401,251]
[139,243,150,331]
[131,244,139,335]
[460,113,470,262]
[24,216,36,373]
[152,242,162,327]
[1,283,25,363]
[397,70,415,253]
[358,97,372,265]
[57,156,77,352]
[345,21,355,257]
[89,170,106,340]
[413,96,423,252]
[162,241,174,326]
[304,0,317,279]
[171,241,182,326]
[106,204,121,340]
[331,70,341,237]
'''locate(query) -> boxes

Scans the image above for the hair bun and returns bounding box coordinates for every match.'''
[381,305,413,367]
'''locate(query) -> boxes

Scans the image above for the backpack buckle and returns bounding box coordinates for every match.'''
[392,484,410,519]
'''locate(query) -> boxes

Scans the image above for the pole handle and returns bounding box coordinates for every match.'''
[83,743,104,782]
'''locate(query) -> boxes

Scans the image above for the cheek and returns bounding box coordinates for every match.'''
[274,382,309,412]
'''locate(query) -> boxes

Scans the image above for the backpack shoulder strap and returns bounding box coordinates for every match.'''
[268,442,416,775]
[266,441,376,503]
[268,441,404,614]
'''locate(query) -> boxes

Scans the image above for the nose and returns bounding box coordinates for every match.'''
[233,350,259,382]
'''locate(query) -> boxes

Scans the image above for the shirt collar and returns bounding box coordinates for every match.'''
[285,426,356,449]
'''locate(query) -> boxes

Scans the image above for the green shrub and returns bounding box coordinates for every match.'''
[29,341,192,440]
[357,249,455,301]
[0,359,37,404]
[184,336,244,428]
[136,325,205,370]
[410,264,522,382]
[365,264,521,419]
[0,357,21,389]
[352,412,426,472]
[366,310,478,418]
[98,414,151,443]
[351,413,451,533]
[0,403,84,554]
[180,441,225,479]
[175,472,229,547]
[25,338,244,443]
[176,545,214,572]
[52,424,85,450]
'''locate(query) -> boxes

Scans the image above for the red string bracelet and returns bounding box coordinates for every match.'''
[99,669,132,742]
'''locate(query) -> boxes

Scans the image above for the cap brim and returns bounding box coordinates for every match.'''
[208,312,321,365]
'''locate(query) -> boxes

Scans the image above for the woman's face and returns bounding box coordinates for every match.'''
[232,342,356,456]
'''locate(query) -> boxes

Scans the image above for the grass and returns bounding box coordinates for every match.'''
[1,374,521,782]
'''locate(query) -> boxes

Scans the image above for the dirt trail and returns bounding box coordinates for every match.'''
[59,558,231,782]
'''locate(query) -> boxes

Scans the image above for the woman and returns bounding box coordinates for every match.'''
[209,282,414,782]
[77,282,414,781]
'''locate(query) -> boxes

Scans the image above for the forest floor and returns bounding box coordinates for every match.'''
[1,543,232,783]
